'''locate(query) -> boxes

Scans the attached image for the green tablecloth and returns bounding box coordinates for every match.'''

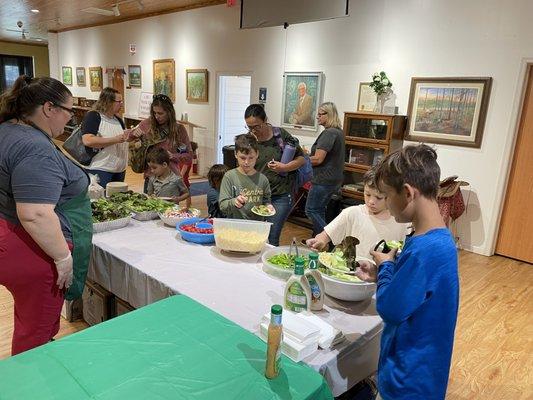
[0,296,333,400]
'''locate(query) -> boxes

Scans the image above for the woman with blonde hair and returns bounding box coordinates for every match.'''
[81,87,128,187]
[305,101,345,236]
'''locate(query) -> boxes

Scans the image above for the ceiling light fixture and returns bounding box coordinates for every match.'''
[31,9,40,13]
[112,4,121,17]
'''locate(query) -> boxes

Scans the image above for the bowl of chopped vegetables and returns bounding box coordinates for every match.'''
[177,217,215,244]
[319,253,377,301]
[159,207,201,227]
[261,246,313,280]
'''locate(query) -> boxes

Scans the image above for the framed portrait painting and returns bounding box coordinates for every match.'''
[405,77,492,148]
[76,67,86,86]
[62,66,72,86]
[153,59,175,102]
[186,69,208,103]
[281,72,324,131]
[128,65,142,88]
[89,67,103,92]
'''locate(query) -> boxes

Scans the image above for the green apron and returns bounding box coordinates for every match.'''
[56,190,93,301]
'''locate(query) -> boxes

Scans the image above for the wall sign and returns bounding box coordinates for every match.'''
[138,91,153,118]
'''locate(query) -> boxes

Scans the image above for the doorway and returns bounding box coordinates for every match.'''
[216,74,252,164]
[495,64,533,263]
[0,54,33,92]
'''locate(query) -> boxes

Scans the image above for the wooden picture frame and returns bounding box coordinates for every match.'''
[153,59,175,102]
[357,82,377,112]
[76,67,86,86]
[128,65,142,88]
[281,71,324,131]
[62,66,72,85]
[186,69,209,103]
[89,67,103,92]
[405,77,492,148]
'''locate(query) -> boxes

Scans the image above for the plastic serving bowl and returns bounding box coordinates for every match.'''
[159,207,201,227]
[177,217,215,244]
[320,256,377,302]
[261,246,314,280]
[213,218,272,253]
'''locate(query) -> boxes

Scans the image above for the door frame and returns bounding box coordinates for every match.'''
[214,71,253,164]
[491,59,533,254]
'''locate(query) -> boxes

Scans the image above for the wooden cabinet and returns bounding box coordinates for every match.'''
[342,112,406,200]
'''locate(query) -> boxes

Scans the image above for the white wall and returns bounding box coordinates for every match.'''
[53,0,533,256]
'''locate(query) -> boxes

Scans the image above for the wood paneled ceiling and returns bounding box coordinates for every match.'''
[0,0,226,45]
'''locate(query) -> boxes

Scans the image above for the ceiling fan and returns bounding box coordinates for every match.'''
[81,0,144,17]
[5,21,44,41]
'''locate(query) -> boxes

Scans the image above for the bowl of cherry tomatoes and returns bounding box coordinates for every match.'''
[176,217,215,244]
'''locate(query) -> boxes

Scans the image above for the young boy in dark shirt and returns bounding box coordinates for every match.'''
[357,144,459,400]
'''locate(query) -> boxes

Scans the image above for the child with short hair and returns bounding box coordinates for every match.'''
[206,164,229,218]
[219,134,274,220]
[358,144,459,400]
[306,169,409,258]
[145,147,190,205]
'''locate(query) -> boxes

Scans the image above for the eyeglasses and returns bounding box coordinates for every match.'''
[317,111,327,116]
[114,99,124,103]
[245,122,264,132]
[51,103,75,117]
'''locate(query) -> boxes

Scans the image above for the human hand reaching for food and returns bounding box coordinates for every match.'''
[370,248,397,267]
[235,194,247,208]
[306,237,329,251]
[355,259,378,283]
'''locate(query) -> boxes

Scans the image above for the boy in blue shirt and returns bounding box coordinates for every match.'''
[357,144,459,400]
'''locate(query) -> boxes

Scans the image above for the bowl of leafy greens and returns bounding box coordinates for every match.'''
[261,246,313,280]
[108,191,174,221]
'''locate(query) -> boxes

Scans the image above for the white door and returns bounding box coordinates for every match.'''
[216,75,252,163]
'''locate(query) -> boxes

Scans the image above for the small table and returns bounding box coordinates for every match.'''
[0,296,333,400]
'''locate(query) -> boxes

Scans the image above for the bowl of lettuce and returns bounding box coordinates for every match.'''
[261,246,313,280]
[318,251,376,301]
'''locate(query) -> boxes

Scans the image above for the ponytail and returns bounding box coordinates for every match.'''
[0,75,71,123]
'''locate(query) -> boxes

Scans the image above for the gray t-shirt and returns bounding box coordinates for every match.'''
[0,122,89,241]
[311,127,345,185]
[146,171,188,198]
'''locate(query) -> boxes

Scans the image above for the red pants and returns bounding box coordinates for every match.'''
[0,219,64,355]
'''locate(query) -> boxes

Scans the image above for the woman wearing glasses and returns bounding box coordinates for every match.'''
[129,94,192,204]
[244,104,305,246]
[305,102,345,236]
[81,87,128,188]
[0,76,92,354]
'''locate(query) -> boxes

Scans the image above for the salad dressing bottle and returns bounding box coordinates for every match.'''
[284,257,311,313]
[305,252,325,311]
[265,304,283,379]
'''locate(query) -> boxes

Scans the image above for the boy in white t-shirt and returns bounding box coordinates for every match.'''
[306,169,410,259]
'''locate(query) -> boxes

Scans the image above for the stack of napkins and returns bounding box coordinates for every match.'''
[259,310,344,362]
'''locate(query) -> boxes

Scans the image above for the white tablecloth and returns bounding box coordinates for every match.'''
[89,220,382,397]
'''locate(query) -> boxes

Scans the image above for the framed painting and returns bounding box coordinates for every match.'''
[76,67,86,86]
[186,69,208,103]
[281,71,324,131]
[62,66,72,85]
[128,65,142,88]
[153,59,175,102]
[89,67,103,92]
[357,82,377,112]
[405,77,492,148]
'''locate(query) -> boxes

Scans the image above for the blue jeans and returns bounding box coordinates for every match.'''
[86,169,126,189]
[305,183,340,236]
[267,193,292,247]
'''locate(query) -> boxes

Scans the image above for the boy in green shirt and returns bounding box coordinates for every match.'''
[219,134,274,220]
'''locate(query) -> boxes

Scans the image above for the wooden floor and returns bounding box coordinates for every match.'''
[0,169,531,399]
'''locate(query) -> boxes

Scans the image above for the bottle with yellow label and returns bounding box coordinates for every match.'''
[284,257,311,313]
[305,252,325,311]
[265,304,283,379]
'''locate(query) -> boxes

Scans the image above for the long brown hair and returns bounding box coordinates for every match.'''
[93,87,119,115]
[149,94,181,148]
[0,75,71,123]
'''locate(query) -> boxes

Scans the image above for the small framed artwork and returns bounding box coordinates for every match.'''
[89,67,103,92]
[62,66,72,85]
[357,82,377,112]
[153,59,175,102]
[281,71,324,131]
[186,69,209,103]
[128,65,142,88]
[405,77,492,148]
[76,67,86,86]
